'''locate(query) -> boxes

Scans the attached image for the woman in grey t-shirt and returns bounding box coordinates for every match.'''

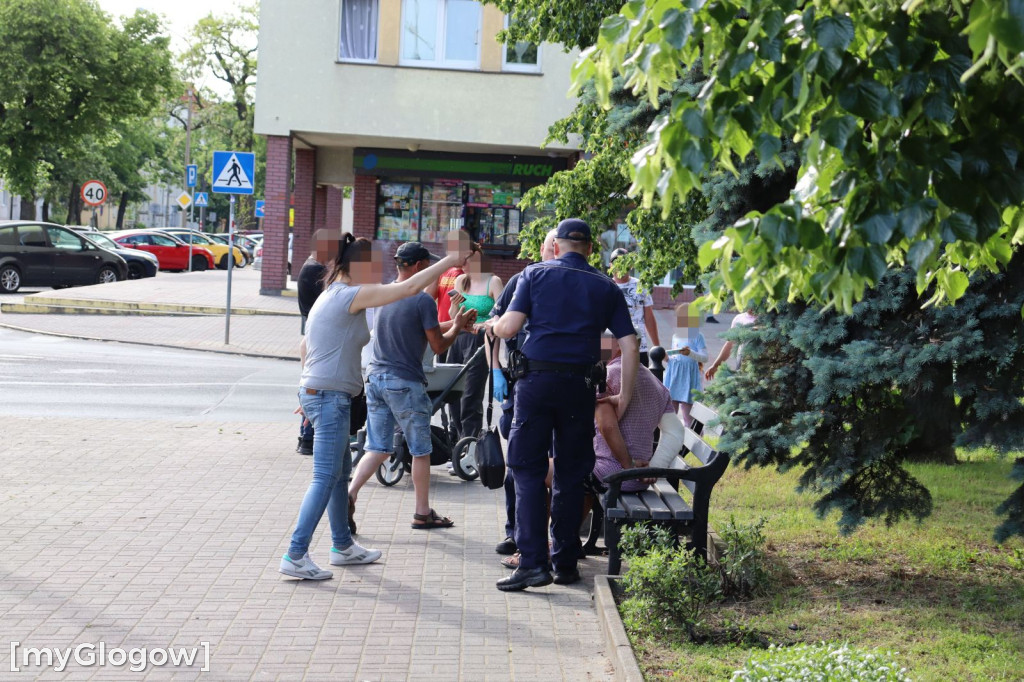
[280,233,475,580]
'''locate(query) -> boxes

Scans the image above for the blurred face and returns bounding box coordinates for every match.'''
[315,230,340,263]
[600,335,617,363]
[445,229,473,258]
[675,303,702,340]
[464,254,493,277]
[348,243,386,284]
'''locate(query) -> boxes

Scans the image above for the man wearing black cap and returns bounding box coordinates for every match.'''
[347,242,473,530]
[486,219,639,591]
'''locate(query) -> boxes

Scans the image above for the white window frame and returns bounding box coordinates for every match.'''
[399,0,481,70]
[501,16,542,74]
[338,0,379,64]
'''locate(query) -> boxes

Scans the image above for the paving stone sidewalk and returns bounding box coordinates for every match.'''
[0,418,615,681]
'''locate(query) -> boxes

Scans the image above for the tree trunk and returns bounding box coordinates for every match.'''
[67,183,78,224]
[19,193,36,220]
[902,361,958,464]
[41,202,49,222]
[116,192,129,229]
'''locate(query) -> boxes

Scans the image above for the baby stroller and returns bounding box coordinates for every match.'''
[350,344,487,486]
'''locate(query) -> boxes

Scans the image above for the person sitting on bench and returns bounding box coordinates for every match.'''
[594,335,684,491]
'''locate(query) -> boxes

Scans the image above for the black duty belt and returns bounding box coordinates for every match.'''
[524,360,593,376]
[508,350,607,392]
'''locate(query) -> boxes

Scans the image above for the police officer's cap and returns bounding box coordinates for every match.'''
[555,218,592,242]
[395,241,439,266]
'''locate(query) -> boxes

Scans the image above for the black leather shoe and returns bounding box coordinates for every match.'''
[495,537,517,555]
[496,566,553,591]
[296,439,313,456]
[552,567,581,585]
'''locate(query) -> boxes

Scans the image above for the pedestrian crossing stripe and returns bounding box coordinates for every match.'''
[213,153,254,192]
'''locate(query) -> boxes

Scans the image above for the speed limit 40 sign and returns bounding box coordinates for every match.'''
[81,180,107,206]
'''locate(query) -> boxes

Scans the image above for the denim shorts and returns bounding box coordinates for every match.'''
[365,372,433,457]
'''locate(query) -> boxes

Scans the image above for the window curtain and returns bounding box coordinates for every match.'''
[340,0,378,60]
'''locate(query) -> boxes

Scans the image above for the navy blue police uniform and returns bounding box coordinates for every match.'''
[504,221,634,583]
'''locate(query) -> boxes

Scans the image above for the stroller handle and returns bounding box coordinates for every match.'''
[430,343,488,413]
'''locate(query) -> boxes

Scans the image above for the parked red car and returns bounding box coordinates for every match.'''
[110,230,216,272]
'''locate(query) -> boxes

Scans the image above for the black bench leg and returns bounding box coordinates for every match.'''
[606,518,622,575]
[691,496,710,562]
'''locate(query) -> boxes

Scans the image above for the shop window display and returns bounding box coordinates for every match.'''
[421,180,464,243]
[376,177,544,249]
[377,182,420,241]
[465,181,522,247]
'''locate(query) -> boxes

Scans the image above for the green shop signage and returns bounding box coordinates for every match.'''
[354,149,567,182]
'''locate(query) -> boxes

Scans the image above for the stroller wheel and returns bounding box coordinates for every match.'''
[451,436,480,481]
[376,452,405,486]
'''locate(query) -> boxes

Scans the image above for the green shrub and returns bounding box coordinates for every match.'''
[718,516,771,599]
[731,643,911,681]
[621,544,722,638]
[619,523,675,558]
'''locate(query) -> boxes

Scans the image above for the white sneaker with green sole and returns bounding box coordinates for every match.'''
[330,541,382,565]
[279,553,333,580]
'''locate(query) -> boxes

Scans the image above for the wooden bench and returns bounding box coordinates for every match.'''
[599,401,729,575]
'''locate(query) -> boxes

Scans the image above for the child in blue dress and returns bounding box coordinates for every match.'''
[663,303,708,427]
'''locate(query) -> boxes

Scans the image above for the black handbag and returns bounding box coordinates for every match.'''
[350,389,367,436]
[476,337,506,490]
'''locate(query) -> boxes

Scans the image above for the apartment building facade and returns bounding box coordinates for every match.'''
[254,0,579,292]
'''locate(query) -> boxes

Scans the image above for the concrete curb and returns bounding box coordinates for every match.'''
[8,295,298,317]
[0,321,299,362]
[593,575,645,682]
[0,303,214,316]
[592,530,728,682]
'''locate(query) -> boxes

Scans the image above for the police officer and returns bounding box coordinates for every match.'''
[486,218,638,591]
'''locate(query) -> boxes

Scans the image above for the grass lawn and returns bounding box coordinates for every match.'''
[627,449,1024,681]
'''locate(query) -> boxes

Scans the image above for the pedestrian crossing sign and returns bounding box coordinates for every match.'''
[194,192,209,207]
[212,151,255,195]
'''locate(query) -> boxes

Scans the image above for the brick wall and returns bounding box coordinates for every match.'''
[314,186,327,232]
[323,186,344,231]
[352,174,376,240]
[651,285,697,309]
[325,186,343,231]
[260,135,291,293]
[291,148,316,282]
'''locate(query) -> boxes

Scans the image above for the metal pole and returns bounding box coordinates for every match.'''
[182,85,192,229]
[225,195,234,344]
[184,87,195,268]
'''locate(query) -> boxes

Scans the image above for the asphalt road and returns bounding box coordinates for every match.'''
[0,327,299,422]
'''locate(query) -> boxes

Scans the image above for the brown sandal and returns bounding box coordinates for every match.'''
[411,508,454,530]
[501,552,520,569]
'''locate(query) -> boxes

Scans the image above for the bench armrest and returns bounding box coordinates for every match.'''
[603,450,730,512]
[603,466,688,486]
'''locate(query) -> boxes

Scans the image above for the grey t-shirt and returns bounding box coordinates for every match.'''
[301,282,370,395]
[367,292,438,383]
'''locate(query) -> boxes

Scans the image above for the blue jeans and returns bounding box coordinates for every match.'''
[365,373,433,457]
[288,389,353,558]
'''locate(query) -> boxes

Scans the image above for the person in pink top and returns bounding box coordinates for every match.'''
[593,340,676,492]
